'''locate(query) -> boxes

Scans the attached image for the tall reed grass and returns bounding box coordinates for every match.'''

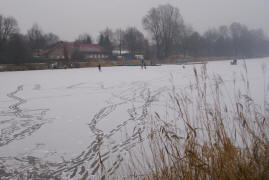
[124,63,269,180]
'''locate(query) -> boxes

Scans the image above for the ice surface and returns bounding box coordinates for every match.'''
[0,58,268,178]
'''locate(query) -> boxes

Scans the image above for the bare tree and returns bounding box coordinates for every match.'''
[0,15,20,63]
[229,22,248,57]
[44,33,59,47]
[76,33,92,44]
[6,33,31,64]
[0,15,19,42]
[123,27,146,56]
[219,25,230,40]
[143,4,185,59]
[114,29,125,55]
[100,28,115,46]
[203,29,219,56]
[27,23,46,52]
[98,28,114,56]
[181,25,194,57]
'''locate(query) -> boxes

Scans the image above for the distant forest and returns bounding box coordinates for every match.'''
[1,4,269,64]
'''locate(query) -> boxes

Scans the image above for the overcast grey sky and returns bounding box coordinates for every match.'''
[0,0,268,41]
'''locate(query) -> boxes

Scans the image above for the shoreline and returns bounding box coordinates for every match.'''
[0,57,267,72]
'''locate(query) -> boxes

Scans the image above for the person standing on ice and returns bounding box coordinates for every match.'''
[98,64,101,72]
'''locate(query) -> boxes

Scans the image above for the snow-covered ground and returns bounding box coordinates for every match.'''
[0,58,268,178]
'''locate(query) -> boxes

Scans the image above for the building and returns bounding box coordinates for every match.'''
[74,43,108,60]
[112,49,132,60]
[44,42,108,60]
[134,54,144,60]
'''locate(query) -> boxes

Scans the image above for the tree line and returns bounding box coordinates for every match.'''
[143,4,269,59]
[1,4,269,64]
[0,16,59,64]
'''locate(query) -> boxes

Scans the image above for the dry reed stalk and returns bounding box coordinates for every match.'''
[125,64,269,180]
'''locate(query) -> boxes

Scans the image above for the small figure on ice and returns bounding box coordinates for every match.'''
[51,62,58,69]
[141,60,146,70]
[98,64,101,72]
[230,59,237,65]
[141,60,144,69]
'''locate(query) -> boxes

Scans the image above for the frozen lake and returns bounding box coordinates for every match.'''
[0,58,268,179]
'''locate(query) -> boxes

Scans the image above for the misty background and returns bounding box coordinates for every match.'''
[1,0,269,64]
[1,0,269,41]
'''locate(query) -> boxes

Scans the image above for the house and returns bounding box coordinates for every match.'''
[46,42,73,60]
[112,50,130,56]
[112,49,132,60]
[134,54,144,60]
[74,43,108,60]
[44,42,108,60]
[34,49,50,58]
